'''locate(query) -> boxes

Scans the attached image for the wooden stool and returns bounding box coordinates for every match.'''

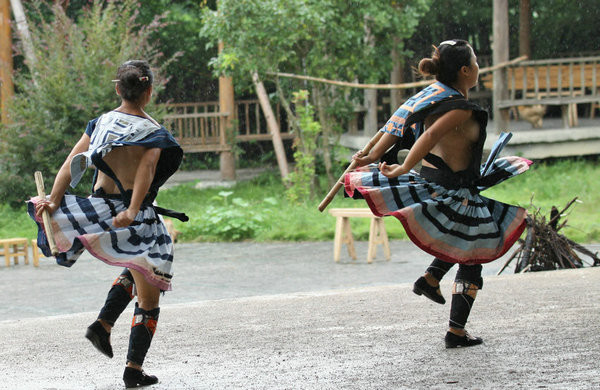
[30,239,46,267]
[0,238,30,266]
[329,208,391,263]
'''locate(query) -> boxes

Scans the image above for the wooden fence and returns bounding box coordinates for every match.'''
[163,99,294,153]
[480,56,600,126]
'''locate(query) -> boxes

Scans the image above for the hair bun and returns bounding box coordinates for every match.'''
[418,57,440,77]
[114,60,153,102]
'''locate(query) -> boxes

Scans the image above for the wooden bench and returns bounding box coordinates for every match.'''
[328,208,391,263]
[0,238,30,267]
[30,239,47,267]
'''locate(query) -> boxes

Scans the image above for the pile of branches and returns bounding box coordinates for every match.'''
[498,197,600,275]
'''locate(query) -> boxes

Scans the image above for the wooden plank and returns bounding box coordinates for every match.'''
[163,112,229,119]
[329,208,379,218]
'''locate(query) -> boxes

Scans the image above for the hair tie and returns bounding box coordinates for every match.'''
[139,76,149,82]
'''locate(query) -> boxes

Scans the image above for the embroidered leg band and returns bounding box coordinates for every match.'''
[449,280,478,329]
[127,303,160,366]
[98,269,135,326]
[426,257,455,281]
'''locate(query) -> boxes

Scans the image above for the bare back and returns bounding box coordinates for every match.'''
[94,145,149,194]
[422,111,480,172]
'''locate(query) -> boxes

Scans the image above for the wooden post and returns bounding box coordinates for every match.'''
[493,0,510,133]
[252,72,289,178]
[218,42,236,181]
[0,0,13,124]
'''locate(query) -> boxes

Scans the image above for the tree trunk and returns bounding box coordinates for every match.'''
[9,0,35,67]
[275,78,302,145]
[363,15,378,132]
[314,85,334,186]
[519,0,531,59]
[390,41,404,114]
[493,0,510,133]
[252,72,289,178]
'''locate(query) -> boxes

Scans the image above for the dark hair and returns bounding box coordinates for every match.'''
[418,39,473,85]
[114,60,153,102]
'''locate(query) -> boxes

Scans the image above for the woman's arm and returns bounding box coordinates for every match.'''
[35,134,90,217]
[379,109,472,178]
[352,132,399,166]
[112,147,161,228]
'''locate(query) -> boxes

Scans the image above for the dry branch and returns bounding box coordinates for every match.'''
[498,197,599,275]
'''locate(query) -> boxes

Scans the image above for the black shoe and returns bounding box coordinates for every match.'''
[85,320,113,358]
[413,276,446,304]
[445,330,483,348]
[123,367,159,388]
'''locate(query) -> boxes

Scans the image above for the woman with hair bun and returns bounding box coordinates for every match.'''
[28,60,187,387]
[346,40,531,348]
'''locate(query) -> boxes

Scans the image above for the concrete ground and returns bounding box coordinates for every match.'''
[1,241,599,390]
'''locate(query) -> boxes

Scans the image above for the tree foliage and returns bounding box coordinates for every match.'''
[0,0,176,207]
[407,0,600,63]
[200,0,431,185]
[201,0,431,84]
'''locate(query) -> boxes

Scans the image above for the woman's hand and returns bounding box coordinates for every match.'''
[112,208,138,228]
[352,150,374,167]
[35,199,59,218]
[378,161,408,178]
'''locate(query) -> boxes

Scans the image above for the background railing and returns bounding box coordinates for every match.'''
[481,56,600,108]
[163,99,293,153]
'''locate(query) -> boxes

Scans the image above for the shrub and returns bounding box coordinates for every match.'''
[179,191,276,241]
[0,0,177,207]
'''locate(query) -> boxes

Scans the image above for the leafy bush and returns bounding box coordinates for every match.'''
[179,191,276,241]
[285,90,321,203]
[0,0,176,207]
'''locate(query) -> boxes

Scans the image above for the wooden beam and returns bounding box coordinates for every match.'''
[252,72,289,178]
[0,0,13,124]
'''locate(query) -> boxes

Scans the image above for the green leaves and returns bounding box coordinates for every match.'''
[201,0,431,83]
[0,0,176,206]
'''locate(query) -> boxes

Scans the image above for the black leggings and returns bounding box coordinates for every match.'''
[426,258,483,289]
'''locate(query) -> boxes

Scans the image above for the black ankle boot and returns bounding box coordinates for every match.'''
[85,320,113,358]
[413,276,446,304]
[445,330,483,348]
[123,367,158,388]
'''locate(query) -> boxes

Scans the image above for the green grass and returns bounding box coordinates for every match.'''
[4,159,600,243]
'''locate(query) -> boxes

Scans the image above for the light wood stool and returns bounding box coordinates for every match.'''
[0,238,30,267]
[329,208,391,263]
[30,239,47,267]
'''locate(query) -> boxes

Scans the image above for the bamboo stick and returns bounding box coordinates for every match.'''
[318,131,383,212]
[34,171,59,256]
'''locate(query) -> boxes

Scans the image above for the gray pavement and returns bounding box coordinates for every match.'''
[1,241,600,389]
[2,241,514,321]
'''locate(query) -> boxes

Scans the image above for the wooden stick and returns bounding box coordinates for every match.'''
[318,131,383,212]
[34,171,59,256]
